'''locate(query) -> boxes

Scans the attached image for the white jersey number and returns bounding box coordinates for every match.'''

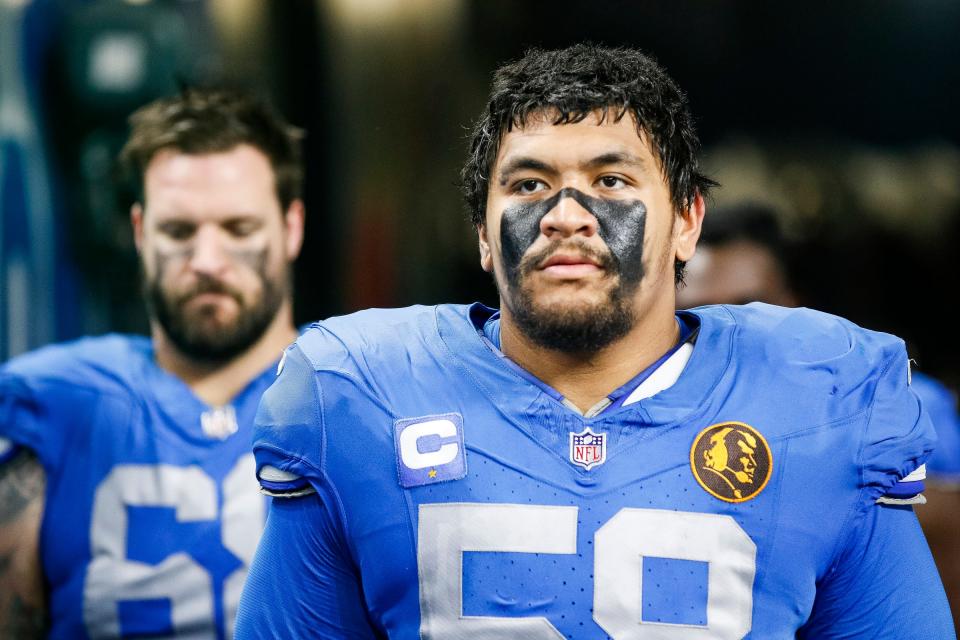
[83,455,264,639]
[418,504,756,639]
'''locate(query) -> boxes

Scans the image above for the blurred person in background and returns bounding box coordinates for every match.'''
[0,88,304,638]
[234,44,952,638]
[679,200,960,628]
[676,202,799,309]
[906,367,960,625]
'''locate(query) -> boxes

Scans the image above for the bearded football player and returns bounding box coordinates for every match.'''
[235,46,953,639]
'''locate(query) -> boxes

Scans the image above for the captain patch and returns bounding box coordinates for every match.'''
[394,413,467,488]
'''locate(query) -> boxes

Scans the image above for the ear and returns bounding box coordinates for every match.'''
[477,223,493,272]
[283,199,306,260]
[674,192,706,262]
[131,203,145,254]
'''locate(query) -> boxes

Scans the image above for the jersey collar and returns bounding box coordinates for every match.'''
[440,303,733,427]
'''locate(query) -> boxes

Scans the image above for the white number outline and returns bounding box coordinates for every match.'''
[417,503,756,639]
[82,455,264,639]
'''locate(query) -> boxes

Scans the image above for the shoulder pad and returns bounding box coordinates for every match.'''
[2,334,149,389]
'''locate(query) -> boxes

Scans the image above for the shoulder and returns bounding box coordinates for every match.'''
[2,334,150,391]
[292,304,470,401]
[0,335,148,466]
[254,305,468,495]
[295,305,452,370]
[703,305,933,502]
[697,303,907,380]
[259,305,452,438]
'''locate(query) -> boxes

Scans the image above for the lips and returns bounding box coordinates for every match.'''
[539,254,601,269]
[536,252,605,279]
[178,284,242,308]
[187,292,232,304]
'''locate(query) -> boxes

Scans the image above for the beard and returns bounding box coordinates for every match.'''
[503,240,638,353]
[144,267,287,364]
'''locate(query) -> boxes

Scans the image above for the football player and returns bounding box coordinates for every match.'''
[0,88,304,638]
[235,45,954,638]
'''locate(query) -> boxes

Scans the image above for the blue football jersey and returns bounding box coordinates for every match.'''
[912,371,960,482]
[236,303,954,639]
[0,335,273,639]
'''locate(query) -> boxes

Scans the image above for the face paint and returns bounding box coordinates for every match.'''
[145,243,284,362]
[499,188,647,290]
[497,188,650,353]
[152,244,270,287]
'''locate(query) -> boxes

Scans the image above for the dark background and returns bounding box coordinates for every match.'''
[2,0,958,383]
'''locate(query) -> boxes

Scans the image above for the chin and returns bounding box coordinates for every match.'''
[188,299,242,320]
[536,297,606,319]
[528,284,612,313]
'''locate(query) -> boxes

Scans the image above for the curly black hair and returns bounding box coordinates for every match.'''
[120,88,304,211]
[461,44,716,229]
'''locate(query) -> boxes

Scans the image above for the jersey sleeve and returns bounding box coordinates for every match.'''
[860,345,937,506]
[797,344,955,636]
[797,504,955,638]
[251,343,327,497]
[234,491,379,639]
[239,339,380,638]
[0,363,111,472]
[0,370,61,466]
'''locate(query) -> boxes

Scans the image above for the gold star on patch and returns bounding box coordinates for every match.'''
[428,469,437,478]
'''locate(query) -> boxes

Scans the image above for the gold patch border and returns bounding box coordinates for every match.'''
[689,421,773,504]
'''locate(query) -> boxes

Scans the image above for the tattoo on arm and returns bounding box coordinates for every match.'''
[0,449,48,637]
[0,583,46,639]
[0,449,45,525]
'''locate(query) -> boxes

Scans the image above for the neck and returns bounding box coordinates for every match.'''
[151,300,297,406]
[499,298,680,413]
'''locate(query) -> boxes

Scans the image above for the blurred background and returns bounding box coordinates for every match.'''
[1,0,958,384]
[1,0,959,624]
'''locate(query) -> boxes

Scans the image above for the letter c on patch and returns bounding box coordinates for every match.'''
[399,419,459,470]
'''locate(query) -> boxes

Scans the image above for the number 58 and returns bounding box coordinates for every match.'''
[418,503,756,639]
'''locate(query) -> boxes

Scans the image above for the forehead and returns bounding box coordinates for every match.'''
[142,144,279,219]
[493,110,658,172]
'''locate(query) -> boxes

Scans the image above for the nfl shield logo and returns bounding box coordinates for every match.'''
[569,427,607,470]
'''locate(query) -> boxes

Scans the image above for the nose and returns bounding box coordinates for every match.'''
[538,191,599,240]
[188,225,229,276]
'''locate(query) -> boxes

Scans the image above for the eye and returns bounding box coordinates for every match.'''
[224,219,262,238]
[158,221,196,241]
[514,179,547,195]
[598,175,627,189]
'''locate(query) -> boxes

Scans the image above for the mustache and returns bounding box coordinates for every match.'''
[518,239,617,275]
[173,275,244,306]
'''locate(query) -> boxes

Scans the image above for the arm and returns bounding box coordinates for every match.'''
[234,490,379,639]
[798,503,956,639]
[0,448,47,638]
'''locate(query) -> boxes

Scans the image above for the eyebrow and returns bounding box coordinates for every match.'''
[497,151,649,186]
[497,157,557,185]
[580,151,648,171]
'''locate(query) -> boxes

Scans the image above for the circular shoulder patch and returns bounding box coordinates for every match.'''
[690,421,772,503]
